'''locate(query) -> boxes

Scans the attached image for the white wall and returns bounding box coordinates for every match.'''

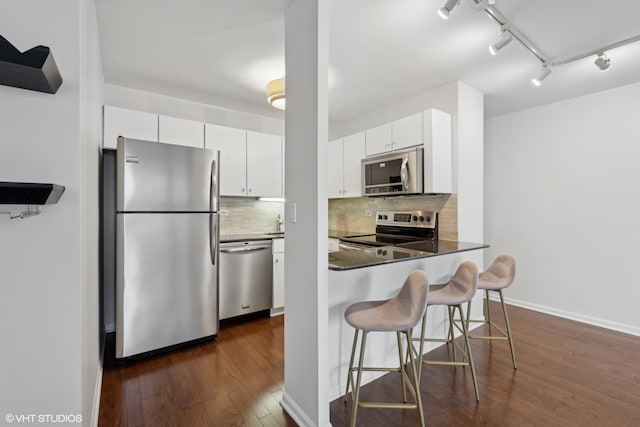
[281,1,330,426]
[485,81,640,336]
[0,0,103,425]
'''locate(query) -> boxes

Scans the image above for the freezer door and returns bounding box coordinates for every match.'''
[117,138,218,212]
[116,212,218,358]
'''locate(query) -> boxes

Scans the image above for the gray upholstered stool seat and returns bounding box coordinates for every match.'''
[414,261,480,402]
[344,270,429,427]
[467,253,517,368]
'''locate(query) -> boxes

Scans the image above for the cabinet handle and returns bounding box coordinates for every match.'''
[248,188,252,193]
[275,258,279,263]
[241,187,245,193]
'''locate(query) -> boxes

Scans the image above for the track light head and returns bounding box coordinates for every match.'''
[489,31,513,56]
[532,65,551,86]
[438,0,459,20]
[594,53,611,71]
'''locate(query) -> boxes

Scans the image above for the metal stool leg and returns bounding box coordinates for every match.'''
[498,290,517,369]
[351,331,367,427]
[396,332,408,403]
[457,305,480,402]
[405,330,425,427]
[344,329,360,402]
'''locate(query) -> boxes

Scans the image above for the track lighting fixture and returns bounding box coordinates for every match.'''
[594,53,611,71]
[438,0,459,20]
[489,29,513,55]
[532,65,551,86]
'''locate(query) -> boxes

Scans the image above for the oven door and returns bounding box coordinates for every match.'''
[361,147,423,196]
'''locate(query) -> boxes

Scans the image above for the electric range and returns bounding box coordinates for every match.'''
[340,210,438,252]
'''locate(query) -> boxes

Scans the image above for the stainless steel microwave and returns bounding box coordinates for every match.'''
[361,147,423,196]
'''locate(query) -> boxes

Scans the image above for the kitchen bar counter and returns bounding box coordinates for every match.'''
[328,240,488,270]
[220,232,284,243]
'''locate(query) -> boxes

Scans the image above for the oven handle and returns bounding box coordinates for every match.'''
[400,158,409,189]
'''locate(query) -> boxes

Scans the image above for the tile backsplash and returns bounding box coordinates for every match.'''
[220,194,457,241]
[220,197,285,234]
[329,194,457,241]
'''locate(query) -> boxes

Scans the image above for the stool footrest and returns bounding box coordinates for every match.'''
[358,402,419,409]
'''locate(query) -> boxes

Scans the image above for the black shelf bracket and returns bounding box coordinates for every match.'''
[0,182,65,220]
[0,35,63,94]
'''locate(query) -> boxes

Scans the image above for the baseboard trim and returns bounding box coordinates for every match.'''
[492,295,640,337]
[280,390,315,427]
[90,364,103,427]
[281,389,332,427]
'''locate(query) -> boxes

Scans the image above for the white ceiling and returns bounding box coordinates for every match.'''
[96,0,640,125]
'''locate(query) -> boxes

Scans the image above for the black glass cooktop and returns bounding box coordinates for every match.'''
[340,233,429,247]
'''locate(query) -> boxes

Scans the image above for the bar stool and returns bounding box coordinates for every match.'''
[466,253,517,369]
[344,270,429,427]
[414,261,480,402]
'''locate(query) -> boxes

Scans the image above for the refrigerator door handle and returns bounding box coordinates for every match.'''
[210,153,219,212]
[210,214,217,266]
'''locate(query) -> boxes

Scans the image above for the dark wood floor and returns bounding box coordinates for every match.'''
[98,315,296,426]
[99,303,640,426]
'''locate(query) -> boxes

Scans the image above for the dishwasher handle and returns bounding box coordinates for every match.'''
[220,245,271,253]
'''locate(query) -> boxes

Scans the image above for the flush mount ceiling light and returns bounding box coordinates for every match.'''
[266,78,285,110]
[438,0,459,20]
[531,64,551,86]
[489,28,513,56]
[594,53,611,71]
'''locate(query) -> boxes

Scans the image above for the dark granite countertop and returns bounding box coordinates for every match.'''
[220,232,284,243]
[328,240,489,271]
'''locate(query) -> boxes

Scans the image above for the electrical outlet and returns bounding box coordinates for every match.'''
[365,210,373,217]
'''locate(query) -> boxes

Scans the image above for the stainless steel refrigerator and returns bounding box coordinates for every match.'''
[115,137,219,359]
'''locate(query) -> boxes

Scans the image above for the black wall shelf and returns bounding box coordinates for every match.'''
[0,35,62,94]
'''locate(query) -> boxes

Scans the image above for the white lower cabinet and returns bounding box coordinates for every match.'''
[272,238,285,313]
[328,238,340,252]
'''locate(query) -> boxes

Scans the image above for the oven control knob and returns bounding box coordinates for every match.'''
[378,214,383,220]
[382,215,388,220]
[412,215,418,222]
[419,216,425,222]
[425,216,431,222]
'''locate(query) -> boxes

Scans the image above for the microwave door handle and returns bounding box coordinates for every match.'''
[400,158,409,190]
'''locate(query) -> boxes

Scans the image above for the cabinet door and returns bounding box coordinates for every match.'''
[423,109,452,193]
[205,123,247,196]
[392,112,423,150]
[328,138,344,198]
[272,240,285,309]
[247,131,283,197]
[342,132,365,197]
[365,123,392,156]
[158,115,204,148]
[103,106,158,149]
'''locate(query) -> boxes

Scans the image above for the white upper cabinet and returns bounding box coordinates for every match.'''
[205,123,247,197]
[205,125,283,198]
[328,138,344,198]
[103,105,158,149]
[392,112,423,150]
[365,123,392,156]
[424,109,452,193]
[158,115,204,148]
[328,132,365,198]
[342,132,365,197]
[247,131,283,198]
[364,112,424,156]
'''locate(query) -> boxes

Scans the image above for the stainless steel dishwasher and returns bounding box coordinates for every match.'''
[219,240,273,320]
